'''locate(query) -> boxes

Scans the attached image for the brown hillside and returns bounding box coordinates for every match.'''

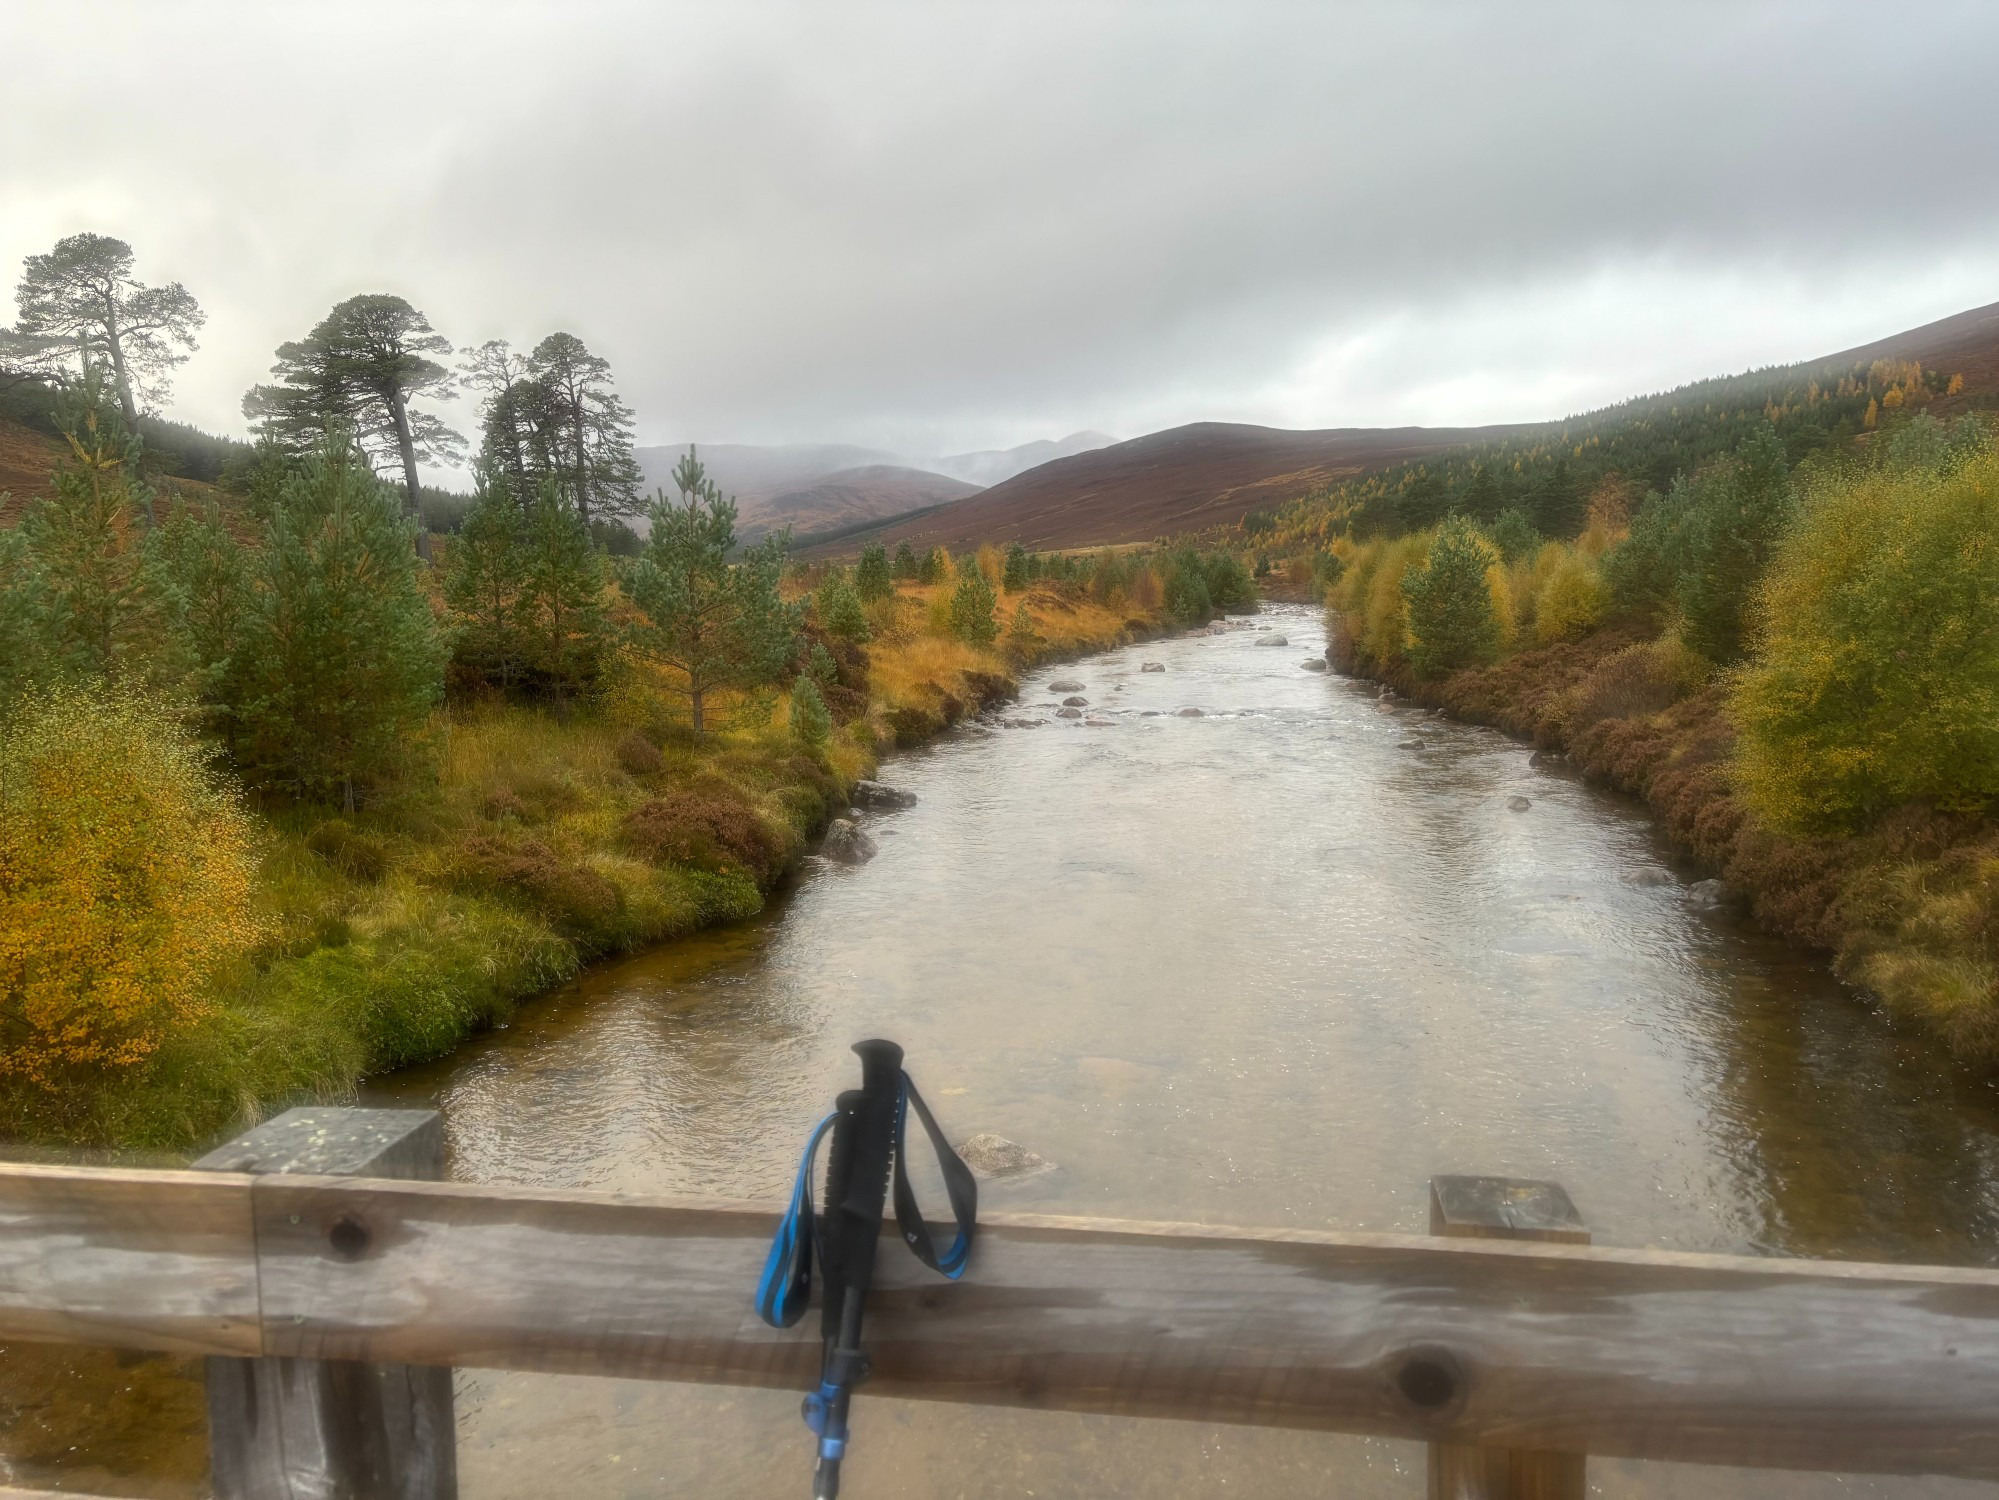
[1819,299,1999,405]
[0,420,65,526]
[752,464,982,541]
[802,421,1526,557]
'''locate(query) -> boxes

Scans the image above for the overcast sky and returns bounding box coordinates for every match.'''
[3,1,1996,467]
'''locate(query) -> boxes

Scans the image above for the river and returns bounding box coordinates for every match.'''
[14,604,1999,1496]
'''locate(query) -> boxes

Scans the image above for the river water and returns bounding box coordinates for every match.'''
[364,605,1999,1498]
[12,604,1999,1497]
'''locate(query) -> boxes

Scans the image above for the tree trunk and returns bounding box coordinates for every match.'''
[690,684,705,735]
[103,303,139,428]
[571,398,590,527]
[385,386,432,562]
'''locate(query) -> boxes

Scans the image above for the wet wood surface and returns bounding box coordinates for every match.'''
[6,1161,1999,1479]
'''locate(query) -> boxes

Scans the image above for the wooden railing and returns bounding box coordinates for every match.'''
[5,1107,1999,1499]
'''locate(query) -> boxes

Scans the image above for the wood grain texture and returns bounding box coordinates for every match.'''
[0,1163,257,1355]
[7,1162,1999,1479]
[249,1176,1999,1479]
[1427,1175,1589,1500]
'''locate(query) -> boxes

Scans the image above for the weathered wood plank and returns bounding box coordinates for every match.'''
[197,1107,456,1500]
[245,1174,1999,1479]
[1428,1175,1590,1499]
[6,1161,1999,1479]
[0,1164,257,1356]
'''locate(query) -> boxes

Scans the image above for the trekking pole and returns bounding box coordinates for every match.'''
[755,1039,979,1499]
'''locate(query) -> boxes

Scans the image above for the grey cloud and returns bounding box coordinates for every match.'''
[3,1,1995,462]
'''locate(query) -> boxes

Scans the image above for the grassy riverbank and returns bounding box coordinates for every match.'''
[0,575,1158,1151]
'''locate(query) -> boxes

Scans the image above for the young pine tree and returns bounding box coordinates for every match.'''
[1002,542,1031,593]
[790,673,832,751]
[624,448,800,734]
[853,543,894,603]
[146,502,251,747]
[443,471,529,691]
[1402,515,1500,677]
[234,437,445,810]
[948,565,999,646]
[815,575,871,644]
[516,476,607,700]
[1676,424,1797,665]
[892,540,919,579]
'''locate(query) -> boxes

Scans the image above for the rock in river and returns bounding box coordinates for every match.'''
[1506,795,1532,812]
[1056,706,1083,719]
[1254,634,1290,647]
[956,1132,1053,1180]
[1688,878,1729,909]
[1062,695,1088,707]
[1176,706,1205,717]
[1300,658,1328,672]
[821,819,878,864]
[1623,868,1674,887]
[1049,679,1085,693]
[851,778,917,810]
[1140,662,1166,672]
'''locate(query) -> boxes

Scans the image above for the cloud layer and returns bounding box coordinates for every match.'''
[3,1,1996,465]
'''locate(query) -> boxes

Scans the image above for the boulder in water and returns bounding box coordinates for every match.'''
[956,1132,1054,1181]
[1506,795,1533,812]
[1049,679,1085,693]
[1254,634,1289,647]
[821,819,878,864]
[1176,706,1205,717]
[1056,706,1083,719]
[1688,878,1729,909]
[1300,658,1328,672]
[1140,661,1166,672]
[851,779,916,810]
[1062,695,1088,707]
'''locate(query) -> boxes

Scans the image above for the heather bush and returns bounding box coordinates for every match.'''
[621,787,785,882]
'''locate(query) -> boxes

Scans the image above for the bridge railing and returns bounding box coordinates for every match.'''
[5,1106,1998,1499]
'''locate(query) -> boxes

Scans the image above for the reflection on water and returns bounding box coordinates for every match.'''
[11,605,1999,1496]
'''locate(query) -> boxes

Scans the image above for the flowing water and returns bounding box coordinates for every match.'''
[13,604,1999,1496]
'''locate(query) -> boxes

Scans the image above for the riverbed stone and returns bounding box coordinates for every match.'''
[1623,868,1674,887]
[1254,635,1289,647]
[851,779,917,810]
[1049,679,1085,693]
[1056,706,1083,719]
[1688,878,1729,909]
[1300,658,1328,672]
[1062,695,1088,707]
[956,1132,1053,1181]
[1506,795,1533,812]
[821,819,878,863]
[1397,739,1424,750]
[1140,661,1165,672]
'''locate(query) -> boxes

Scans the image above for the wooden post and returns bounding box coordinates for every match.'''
[1427,1176,1588,1500]
[194,1108,457,1500]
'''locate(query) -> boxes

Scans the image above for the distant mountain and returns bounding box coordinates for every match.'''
[756,465,983,540]
[633,431,1114,541]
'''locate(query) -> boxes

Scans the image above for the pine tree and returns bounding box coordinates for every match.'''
[0,527,50,704]
[1486,507,1540,563]
[516,475,607,699]
[625,448,800,734]
[1002,542,1031,592]
[146,501,251,745]
[21,384,160,682]
[443,471,529,691]
[1677,423,1796,664]
[790,674,832,750]
[853,543,893,602]
[1402,515,1499,677]
[892,540,919,579]
[815,575,870,644]
[948,565,998,645]
[234,437,444,810]
[527,333,642,526]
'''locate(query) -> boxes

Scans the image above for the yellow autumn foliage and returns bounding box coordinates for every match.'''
[0,686,262,1084]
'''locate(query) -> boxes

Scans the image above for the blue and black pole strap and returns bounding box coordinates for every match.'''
[754,1044,978,1497]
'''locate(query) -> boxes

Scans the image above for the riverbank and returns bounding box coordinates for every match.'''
[0,579,1163,1151]
[1328,617,1999,1063]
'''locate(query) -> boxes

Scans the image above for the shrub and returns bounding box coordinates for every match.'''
[1534,554,1611,643]
[790,675,832,748]
[1401,516,1498,676]
[614,729,664,776]
[621,788,786,884]
[948,566,999,645]
[304,818,389,881]
[450,834,622,944]
[1568,639,1707,730]
[1733,440,1999,831]
[1202,552,1257,612]
[0,685,261,1084]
